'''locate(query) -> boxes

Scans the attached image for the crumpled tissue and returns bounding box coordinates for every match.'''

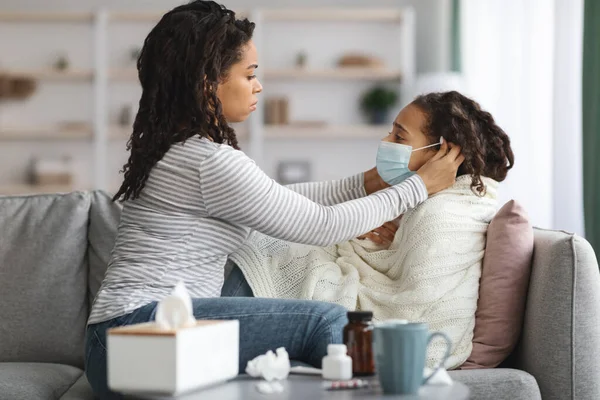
[155,281,196,330]
[423,367,453,386]
[255,381,285,394]
[246,347,291,394]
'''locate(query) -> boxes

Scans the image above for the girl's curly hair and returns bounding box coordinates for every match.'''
[113,0,255,201]
[412,91,514,196]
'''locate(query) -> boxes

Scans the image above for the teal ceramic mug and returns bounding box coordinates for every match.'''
[373,321,451,395]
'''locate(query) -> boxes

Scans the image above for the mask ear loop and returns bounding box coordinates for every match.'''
[412,137,444,152]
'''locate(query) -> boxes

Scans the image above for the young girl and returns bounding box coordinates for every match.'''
[85,1,463,398]
[225,91,515,370]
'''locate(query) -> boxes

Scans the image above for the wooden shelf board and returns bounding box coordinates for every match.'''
[262,9,402,22]
[0,184,77,195]
[109,125,249,140]
[109,10,248,22]
[0,12,93,22]
[1,69,94,81]
[110,67,401,81]
[110,126,131,140]
[0,126,92,140]
[110,68,137,81]
[109,12,164,22]
[110,125,380,141]
[263,124,387,139]
[264,68,402,80]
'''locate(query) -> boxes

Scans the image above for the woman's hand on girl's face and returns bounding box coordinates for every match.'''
[357,221,398,245]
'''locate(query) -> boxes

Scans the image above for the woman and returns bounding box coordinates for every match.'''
[84,1,464,398]
[225,91,515,370]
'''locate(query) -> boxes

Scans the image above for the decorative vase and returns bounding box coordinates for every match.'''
[54,55,69,71]
[370,109,388,125]
[296,51,307,68]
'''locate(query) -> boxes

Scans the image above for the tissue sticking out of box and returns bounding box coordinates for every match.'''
[155,282,196,330]
[246,347,291,382]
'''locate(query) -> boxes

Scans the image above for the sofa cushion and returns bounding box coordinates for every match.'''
[0,192,91,368]
[0,362,82,400]
[450,369,541,400]
[88,191,122,307]
[461,200,533,369]
[58,373,95,400]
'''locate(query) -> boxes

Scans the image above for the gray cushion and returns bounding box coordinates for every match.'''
[0,362,82,400]
[513,229,600,400]
[88,190,121,307]
[0,192,91,368]
[450,369,541,400]
[58,373,95,400]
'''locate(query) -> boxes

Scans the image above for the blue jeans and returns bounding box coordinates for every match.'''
[220,262,255,298]
[85,297,347,399]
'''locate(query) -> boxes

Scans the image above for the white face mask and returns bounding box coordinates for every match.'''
[375,137,442,185]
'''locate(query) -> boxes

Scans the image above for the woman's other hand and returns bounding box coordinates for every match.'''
[416,139,465,195]
[363,167,389,195]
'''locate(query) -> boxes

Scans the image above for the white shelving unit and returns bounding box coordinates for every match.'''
[0,7,415,194]
[248,7,415,171]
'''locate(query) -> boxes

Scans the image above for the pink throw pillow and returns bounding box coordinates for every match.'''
[460,200,534,369]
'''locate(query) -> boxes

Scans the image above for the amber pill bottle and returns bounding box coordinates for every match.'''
[343,311,375,376]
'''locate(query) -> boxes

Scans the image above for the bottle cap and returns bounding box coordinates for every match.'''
[347,311,373,322]
[327,344,348,355]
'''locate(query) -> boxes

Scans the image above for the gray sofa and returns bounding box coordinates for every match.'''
[0,191,599,400]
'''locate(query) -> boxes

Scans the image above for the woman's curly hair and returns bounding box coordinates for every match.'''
[412,91,514,196]
[113,0,255,201]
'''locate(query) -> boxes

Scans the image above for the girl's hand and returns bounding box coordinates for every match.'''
[357,221,398,245]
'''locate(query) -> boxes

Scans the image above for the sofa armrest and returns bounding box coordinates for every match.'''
[513,228,600,400]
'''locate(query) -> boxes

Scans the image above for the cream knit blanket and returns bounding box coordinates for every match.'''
[230,175,499,369]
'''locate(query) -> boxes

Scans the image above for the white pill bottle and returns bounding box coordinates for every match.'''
[322,344,353,381]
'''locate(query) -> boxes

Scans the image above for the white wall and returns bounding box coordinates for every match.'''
[0,0,451,189]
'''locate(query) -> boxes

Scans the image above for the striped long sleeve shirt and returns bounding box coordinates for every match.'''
[88,137,428,324]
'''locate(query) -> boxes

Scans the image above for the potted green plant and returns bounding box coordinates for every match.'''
[360,86,398,124]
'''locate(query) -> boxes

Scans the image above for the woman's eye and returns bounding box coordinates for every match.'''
[247,75,256,80]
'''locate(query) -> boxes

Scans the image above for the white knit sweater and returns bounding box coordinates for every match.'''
[230,175,499,369]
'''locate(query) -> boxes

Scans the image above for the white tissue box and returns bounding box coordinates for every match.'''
[107,320,239,396]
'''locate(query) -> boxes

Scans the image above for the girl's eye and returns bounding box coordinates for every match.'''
[394,133,404,141]
[247,75,256,80]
